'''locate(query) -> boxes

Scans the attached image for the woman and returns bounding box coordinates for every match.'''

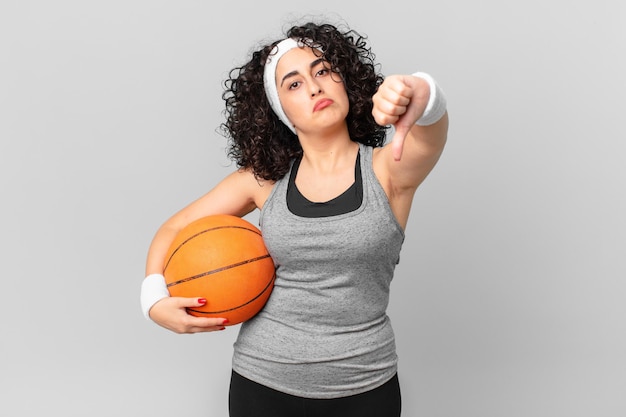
[141,21,448,417]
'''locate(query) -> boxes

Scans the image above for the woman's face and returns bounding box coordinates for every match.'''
[275,46,349,134]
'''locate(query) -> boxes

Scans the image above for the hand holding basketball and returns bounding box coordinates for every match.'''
[149,296,228,334]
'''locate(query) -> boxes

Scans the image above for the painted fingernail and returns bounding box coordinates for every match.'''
[219,327,226,331]
[198,298,207,304]
[222,319,229,325]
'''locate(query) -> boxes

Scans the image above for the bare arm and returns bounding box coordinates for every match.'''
[144,168,273,333]
[372,74,449,228]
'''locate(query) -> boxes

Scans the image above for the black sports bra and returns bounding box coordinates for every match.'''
[286,152,363,218]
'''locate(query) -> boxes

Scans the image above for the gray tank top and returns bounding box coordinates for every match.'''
[232,143,405,399]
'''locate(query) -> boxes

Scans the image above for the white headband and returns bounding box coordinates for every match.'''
[263,38,302,134]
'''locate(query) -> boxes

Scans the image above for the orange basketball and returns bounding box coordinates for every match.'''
[163,214,275,325]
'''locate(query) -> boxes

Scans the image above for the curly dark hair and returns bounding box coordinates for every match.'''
[220,22,388,181]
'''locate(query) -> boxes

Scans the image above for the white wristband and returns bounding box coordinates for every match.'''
[140,273,170,320]
[412,72,447,126]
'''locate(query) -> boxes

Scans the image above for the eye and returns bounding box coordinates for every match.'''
[288,81,301,90]
[315,67,330,77]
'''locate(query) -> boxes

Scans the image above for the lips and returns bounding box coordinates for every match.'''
[313,98,333,112]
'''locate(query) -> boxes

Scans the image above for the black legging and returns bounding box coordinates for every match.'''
[229,371,402,417]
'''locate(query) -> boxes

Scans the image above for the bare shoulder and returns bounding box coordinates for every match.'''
[223,168,275,211]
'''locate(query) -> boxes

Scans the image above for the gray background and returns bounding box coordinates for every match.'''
[1,1,625,416]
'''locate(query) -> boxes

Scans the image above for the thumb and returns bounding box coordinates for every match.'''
[391,111,418,161]
[390,125,409,161]
[390,85,428,161]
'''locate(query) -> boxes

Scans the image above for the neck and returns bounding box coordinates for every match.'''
[299,139,358,175]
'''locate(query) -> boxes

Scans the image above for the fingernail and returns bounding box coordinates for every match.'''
[222,319,229,325]
[219,327,226,331]
[198,298,207,304]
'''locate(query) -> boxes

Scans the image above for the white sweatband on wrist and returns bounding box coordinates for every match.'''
[412,72,447,126]
[140,273,170,320]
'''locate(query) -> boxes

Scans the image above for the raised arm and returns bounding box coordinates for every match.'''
[372,73,449,228]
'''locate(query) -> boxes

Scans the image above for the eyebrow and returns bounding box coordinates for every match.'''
[280,58,325,87]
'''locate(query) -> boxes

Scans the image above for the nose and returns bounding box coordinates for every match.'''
[310,80,322,97]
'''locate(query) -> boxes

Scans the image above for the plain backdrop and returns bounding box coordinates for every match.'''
[1,1,625,416]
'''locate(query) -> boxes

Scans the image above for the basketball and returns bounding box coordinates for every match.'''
[163,214,275,325]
